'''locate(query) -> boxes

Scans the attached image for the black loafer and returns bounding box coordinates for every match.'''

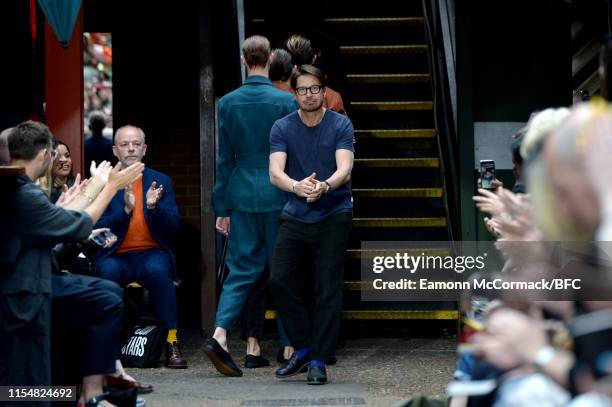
[275,353,310,378]
[245,354,270,368]
[307,364,327,385]
[204,338,243,377]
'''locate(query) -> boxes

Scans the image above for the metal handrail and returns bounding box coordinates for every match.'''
[422,0,460,242]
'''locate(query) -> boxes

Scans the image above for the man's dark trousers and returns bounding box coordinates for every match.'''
[270,212,352,361]
[52,274,123,377]
[94,249,176,329]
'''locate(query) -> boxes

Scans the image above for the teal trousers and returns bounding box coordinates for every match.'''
[215,210,280,332]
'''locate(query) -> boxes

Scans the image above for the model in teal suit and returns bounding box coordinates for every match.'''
[208,36,297,377]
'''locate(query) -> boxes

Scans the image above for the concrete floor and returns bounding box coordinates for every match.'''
[126,330,457,407]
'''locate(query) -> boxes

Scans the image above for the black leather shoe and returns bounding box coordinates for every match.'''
[307,364,327,385]
[165,341,188,369]
[275,353,310,377]
[204,338,243,377]
[245,354,270,368]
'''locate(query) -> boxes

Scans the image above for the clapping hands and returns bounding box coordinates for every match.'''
[146,181,164,210]
[90,160,113,183]
[293,172,327,203]
[56,173,90,207]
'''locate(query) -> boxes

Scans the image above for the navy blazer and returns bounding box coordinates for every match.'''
[94,167,180,275]
[1,175,92,326]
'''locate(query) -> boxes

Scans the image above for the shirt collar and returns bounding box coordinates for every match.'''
[244,75,272,86]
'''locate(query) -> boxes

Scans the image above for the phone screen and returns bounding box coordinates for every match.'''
[90,231,116,247]
[480,160,496,189]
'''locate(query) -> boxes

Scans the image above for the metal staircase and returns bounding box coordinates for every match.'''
[246,0,457,322]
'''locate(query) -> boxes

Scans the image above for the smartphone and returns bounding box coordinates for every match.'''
[90,230,117,247]
[479,160,496,190]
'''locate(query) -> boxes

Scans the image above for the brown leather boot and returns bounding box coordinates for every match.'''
[165,341,188,369]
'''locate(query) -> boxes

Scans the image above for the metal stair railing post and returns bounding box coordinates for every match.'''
[422,0,460,243]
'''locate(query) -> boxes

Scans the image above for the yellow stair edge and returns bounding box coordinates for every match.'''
[354,158,439,168]
[324,17,425,26]
[341,45,427,54]
[346,248,452,259]
[355,129,436,139]
[266,310,459,320]
[352,188,443,198]
[347,73,430,84]
[351,101,433,111]
[344,280,365,291]
[352,217,447,227]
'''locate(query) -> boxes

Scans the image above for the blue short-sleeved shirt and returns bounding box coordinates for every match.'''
[270,109,354,223]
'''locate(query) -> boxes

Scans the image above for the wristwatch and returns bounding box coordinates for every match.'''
[324,181,332,194]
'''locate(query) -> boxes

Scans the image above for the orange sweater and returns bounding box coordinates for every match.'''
[116,178,161,254]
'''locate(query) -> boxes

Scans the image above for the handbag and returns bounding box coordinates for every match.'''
[120,319,168,368]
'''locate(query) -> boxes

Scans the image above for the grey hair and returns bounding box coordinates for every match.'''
[114,125,146,144]
[521,108,571,161]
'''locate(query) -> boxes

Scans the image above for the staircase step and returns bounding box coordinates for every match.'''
[353,188,443,198]
[323,0,424,18]
[354,158,439,168]
[324,17,425,27]
[351,101,433,111]
[344,280,365,291]
[265,310,459,320]
[351,110,434,129]
[347,73,430,84]
[353,217,447,227]
[346,248,451,259]
[355,140,435,157]
[341,45,427,54]
[355,129,436,139]
[354,196,445,218]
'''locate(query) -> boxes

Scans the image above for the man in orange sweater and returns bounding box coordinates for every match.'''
[93,125,186,368]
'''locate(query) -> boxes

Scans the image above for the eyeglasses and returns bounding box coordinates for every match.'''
[295,85,323,96]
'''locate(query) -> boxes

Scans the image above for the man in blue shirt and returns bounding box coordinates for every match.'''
[206,35,297,377]
[269,64,354,385]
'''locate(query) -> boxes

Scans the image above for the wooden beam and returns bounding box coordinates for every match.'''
[44,10,84,175]
[199,2,217,337]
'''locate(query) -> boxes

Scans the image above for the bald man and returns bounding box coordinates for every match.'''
[93,125,187,368]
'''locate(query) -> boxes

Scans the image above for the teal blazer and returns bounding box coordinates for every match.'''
[212,75,297,216]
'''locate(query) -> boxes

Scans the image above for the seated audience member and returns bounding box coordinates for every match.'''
[0,121,143,406]
[50,139,76,203]
[50,220,154,398]
[93,125,186,368]
[463,102,612,406]
[85,111,114,178]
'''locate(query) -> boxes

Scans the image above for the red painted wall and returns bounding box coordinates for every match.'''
[45,11,84,175]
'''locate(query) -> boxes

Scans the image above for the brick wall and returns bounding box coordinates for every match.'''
[148,132,201,229]
[147,131,202,326]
